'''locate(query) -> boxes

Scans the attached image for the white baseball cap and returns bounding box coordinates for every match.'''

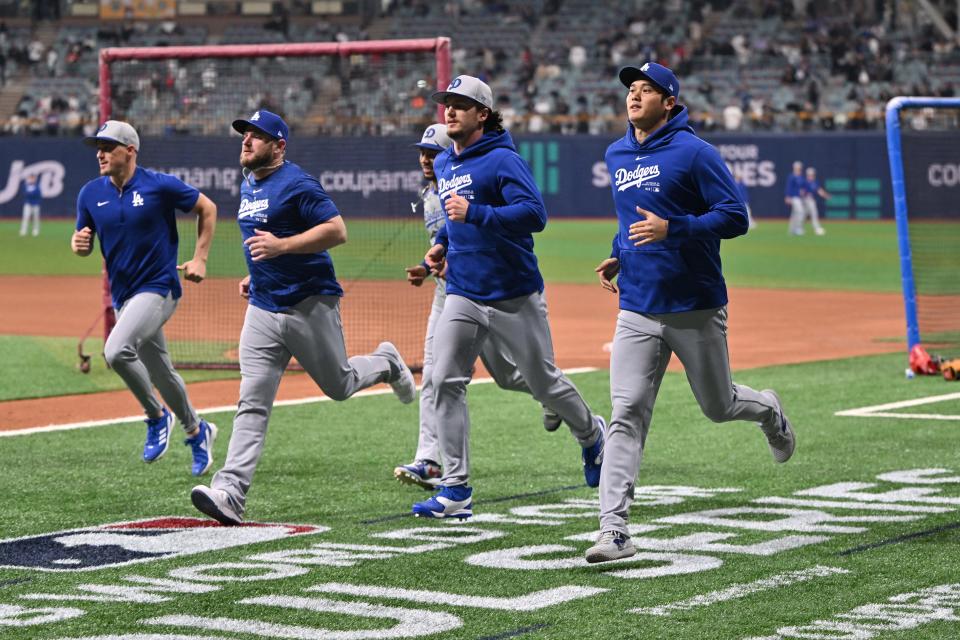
[431,75,494,110]
[414,123,452,152]
[84,120,140,151]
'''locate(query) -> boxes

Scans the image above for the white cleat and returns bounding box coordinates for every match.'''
[761,389,795,464]
[380,341,416,404]
[585,530,636,563]
[191,485,243,526]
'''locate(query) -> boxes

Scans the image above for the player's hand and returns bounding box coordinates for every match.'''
[245,229,287,261]
[785,197,791,205]
[239,275,251,299]
[71,226,93,256]
[444,191,470,223]
[628,206,668,246]
[425,243,446,270]
[425,243,448,278]
[595,257,620,294]
[406,264,428,286]
[177,258,206,283]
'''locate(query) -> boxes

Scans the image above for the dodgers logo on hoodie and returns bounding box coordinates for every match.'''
[615,161,661,193]
[437,173,474,200]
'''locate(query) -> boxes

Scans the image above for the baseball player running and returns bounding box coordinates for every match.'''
[191,110,416,525]
[411,76,605,520]
[587,63,795,563]
[71,120,219,476]
[395,123,562,489]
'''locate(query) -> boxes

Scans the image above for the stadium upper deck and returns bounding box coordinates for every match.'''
[0,0,957,137]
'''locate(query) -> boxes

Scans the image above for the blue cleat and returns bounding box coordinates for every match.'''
[143,407,173,463]
[394,459,442,490]
[185,419,218,476]
[412,484,473,520]
[582,416,605,488]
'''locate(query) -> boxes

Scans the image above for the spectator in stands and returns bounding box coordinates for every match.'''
[4,110,26,135]
[45,46,57,77]
[723,101,743,130]
[27,36,43,72]
[1,1,955,137]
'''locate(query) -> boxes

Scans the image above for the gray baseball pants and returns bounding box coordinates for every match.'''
[211,294,400,516]
[802,196,824,233]
[20,203,39,236]
[104,291,199,432]
[787,196,806,234]
[599,306,779,534]
[415,282,530,464]
[432,291,599,486]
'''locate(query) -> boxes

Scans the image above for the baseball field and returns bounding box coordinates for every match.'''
[2,217,959,640]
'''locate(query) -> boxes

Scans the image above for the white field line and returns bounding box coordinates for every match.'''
[0,367,598,437]
[631,565,849,616]
[835,391,960,421]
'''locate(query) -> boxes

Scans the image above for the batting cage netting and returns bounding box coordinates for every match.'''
[98,39,451,371]
[886,97,960,356]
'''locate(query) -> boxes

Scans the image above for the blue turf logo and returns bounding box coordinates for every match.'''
[0,517,327,572]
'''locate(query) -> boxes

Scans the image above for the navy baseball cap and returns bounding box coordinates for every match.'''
[619,62,680,99]
[84,120,140,151]
[232,109,289,141]
[414,123,453,152]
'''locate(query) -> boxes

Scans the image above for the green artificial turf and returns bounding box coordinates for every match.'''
[0,335,241,402]
[2,218,904,292]
[1,357,959,638]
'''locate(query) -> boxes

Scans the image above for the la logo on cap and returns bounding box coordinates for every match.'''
[251,111,261,121]
[641,63,650,71]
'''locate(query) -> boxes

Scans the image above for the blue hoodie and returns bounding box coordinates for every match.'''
[433,129,545,301]
[607,105,748,314]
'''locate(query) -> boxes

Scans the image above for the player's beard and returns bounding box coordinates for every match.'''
[240,145,277,172]
[446,125,473,143]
